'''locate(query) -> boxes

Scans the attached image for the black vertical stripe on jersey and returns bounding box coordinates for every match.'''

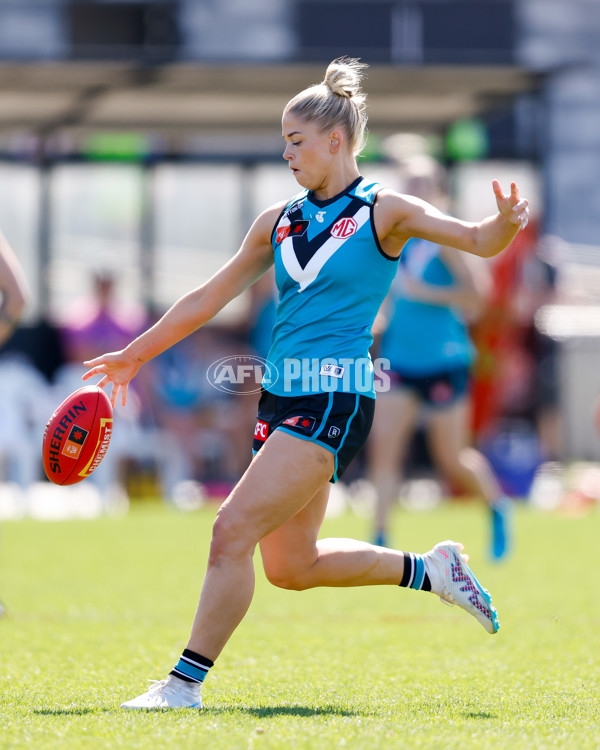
[291,196,370,270]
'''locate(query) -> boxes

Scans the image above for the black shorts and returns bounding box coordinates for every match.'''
[252,389,375,483]
[382,365,470,409]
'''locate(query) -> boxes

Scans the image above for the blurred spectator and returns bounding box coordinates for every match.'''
[60,269,147,364]
[143,273,278,502]
[468,221,540,438]
[0,229,31,616]
[468,230,561,499]
[246,268,277,360]
[367,156,512,559]
[146,326,234,501]
[511,234,563,461]
[215,268,279,486]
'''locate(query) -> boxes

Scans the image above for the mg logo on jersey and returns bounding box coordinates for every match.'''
[331,217,358,239]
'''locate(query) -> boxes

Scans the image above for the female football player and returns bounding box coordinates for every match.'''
[84,57,529,709]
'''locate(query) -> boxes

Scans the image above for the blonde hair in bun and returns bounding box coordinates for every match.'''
[284,57,369,156]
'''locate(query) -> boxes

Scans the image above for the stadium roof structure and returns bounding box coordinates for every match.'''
[0,62,542,156]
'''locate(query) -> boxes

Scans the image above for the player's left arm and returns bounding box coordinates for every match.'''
[376,181,529,259]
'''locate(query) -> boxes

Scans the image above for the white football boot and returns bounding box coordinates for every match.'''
[424,540,500,634]
[121,675,203,709]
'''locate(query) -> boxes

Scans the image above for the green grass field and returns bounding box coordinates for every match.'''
[1,499,599,749]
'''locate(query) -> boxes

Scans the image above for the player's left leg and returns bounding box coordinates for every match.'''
[260,481,420,589]
[259,481,499,633]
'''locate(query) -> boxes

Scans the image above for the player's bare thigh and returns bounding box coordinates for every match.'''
[210,430,334,557]
[259,482,330,585]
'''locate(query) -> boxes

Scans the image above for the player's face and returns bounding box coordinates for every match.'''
[281,111,332,190]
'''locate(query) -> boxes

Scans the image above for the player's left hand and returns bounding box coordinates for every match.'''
[492,180,529,229]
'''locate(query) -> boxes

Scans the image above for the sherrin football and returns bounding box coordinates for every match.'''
[43,385,113,485]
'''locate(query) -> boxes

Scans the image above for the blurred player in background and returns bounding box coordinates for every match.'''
[0,230,30,616]
[83,57,529,709]
[368,157,512,558]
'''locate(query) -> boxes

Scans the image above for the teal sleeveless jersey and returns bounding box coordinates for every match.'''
[264,177,398,398]
[379,237,475,375]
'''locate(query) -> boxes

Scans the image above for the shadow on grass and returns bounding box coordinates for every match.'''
[33,708,108,716]
[208,704,367,718]
[463,711,497,720]
[33,705,368,718]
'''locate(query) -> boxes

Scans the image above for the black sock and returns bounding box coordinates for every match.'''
[399,552,431,591]
[170,649,214,684]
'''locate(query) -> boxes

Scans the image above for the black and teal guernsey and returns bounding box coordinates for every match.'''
[264,176,399,398]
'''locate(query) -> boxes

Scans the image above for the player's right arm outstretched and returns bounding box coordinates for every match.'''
[83,204,281,406]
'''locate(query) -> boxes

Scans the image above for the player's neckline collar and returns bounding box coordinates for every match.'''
[308,176,363,207]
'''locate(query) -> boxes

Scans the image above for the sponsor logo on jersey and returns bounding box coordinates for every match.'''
[319,363,345,378]
[331,216,358,239]
[282,415,316,433]
[276,226,290,244]
[254,419,269,442]
[283,200,305,219]
[276,220,309,244]
[61,424,89,459]
[315,211,326,223]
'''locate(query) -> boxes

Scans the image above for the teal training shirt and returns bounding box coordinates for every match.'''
[379,237,475,375]
[264,177,398,398]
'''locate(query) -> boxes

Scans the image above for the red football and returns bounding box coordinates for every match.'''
[42,385,113,486]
